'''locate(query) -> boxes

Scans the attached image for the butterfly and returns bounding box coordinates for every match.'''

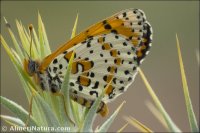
[24,8,153,117]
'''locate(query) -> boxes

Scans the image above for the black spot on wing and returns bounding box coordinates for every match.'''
[79,85,83,91]
[53,58,58,64]
[89,91,98,97]
[104,24,112,29]
[92,81,99,89]
[53,67,58,73]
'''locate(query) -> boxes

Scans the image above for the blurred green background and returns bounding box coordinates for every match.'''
[1,1,199,132]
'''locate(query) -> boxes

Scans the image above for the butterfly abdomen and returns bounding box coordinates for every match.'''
[70,91,108,117]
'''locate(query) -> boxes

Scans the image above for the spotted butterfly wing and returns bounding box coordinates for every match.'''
[34,8,152,116]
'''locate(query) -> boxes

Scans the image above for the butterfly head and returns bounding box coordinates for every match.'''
[24,59,40,76]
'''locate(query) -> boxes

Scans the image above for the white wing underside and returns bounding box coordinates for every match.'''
[47,8,153,103]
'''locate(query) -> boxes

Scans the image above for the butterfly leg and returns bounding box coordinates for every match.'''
[25,92,35,127]
[55,93,75,126]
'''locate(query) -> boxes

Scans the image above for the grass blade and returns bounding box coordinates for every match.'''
[1,115,25,127]
[70,14,79,39]
[38,12,45,58]
[32,27,40,58]
[146,101,168,129]
[38,12,51,57]
[68,14,82,126]
[16,20,29,54]
[138,68,181,132]
[117,123,129,133]
[60,52,75,125]
[96,101,126,132]
[124,116,153,132]
[3,17,24,59]
[176,34,199,132]
[71,101,82,126]
[11,48,23,65]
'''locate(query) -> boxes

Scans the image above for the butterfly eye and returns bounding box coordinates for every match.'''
[24,59,38,76]
[29,60,38,73]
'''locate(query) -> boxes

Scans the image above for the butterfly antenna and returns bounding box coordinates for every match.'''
[29,24,33,59]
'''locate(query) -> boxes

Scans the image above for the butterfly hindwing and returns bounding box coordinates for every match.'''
[69,33,140,102]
